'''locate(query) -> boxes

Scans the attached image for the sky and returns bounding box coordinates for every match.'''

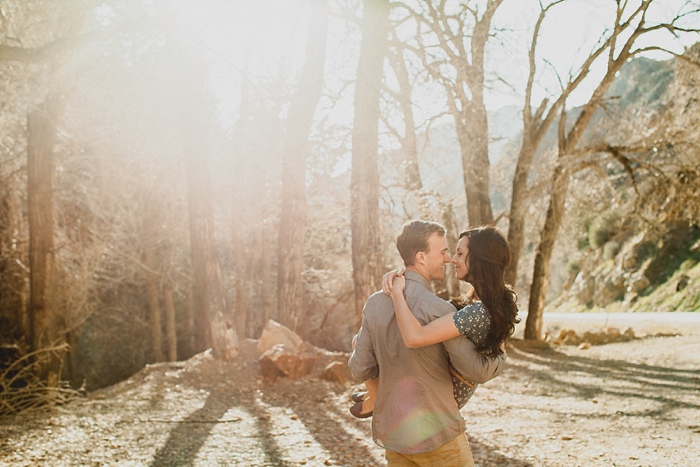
[489,0,700,110]
[169,0,700,130]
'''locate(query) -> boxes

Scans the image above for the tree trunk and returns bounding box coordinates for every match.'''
[505,140,537,287]
[277,0,328,334]
[159,1,239,359]
[524,164,569,340]
[441,202,461,298]
[186,151,238,360]
[231,59,251,340]
[185,288,196,356]
[186,160,211,353]
[351,0,390,326]
[142,195,164,362]
[524,32,631,339]
[0,189,27,337]
[258,216,274,335]
[451,1,501,228]
[27,94,63,366]
[232,220,248,340]
[388,45,421,192]
[461,101,494,227]
[145,273,163,362]
[162,277,177,361]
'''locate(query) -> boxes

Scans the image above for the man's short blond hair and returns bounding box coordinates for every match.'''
[396,220,446,267]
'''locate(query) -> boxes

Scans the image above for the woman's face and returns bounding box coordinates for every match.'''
[451,236,470,281]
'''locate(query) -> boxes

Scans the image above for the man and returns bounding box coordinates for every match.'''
[348,220,506,466]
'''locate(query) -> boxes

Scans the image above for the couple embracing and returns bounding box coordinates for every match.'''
[348,220,519,466]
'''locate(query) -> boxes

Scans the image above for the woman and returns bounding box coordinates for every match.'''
[350,225,519,418]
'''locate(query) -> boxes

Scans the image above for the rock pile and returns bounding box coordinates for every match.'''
[545,327,637,348]
[258,320,319,381]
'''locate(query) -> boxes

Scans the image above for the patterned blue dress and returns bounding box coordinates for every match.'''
[448,301,491,408]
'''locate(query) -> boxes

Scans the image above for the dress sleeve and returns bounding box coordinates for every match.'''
[452,303,490,347]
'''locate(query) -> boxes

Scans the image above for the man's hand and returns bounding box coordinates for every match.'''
[382,268,405,295]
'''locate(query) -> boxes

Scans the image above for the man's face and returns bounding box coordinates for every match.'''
[451,236,470,281]
[424,233,451,281]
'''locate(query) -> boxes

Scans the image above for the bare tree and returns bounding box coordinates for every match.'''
[27,91,65,366]
[185,139,238,359]
[158,4,240,359]
[525,0,700,340]
[351,0,391,325]
[0,1,87,381]
[396,0,504,227]
[141,191,164,362]
[384,35,461,297]
[385,39,422,193]
[277,0,329,335]
[506,0,610,286]
[162,275,177,362]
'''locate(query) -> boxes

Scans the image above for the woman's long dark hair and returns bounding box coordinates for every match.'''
[461,226,520,357]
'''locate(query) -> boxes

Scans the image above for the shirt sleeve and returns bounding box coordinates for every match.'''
[442,335,505,384]
[347,302,379,382]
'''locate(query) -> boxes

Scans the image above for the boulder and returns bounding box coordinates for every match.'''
[582,331,606,345]
[575,273,596,305]
[594,275,626,307]
[259,342,318,381]
[320,361,352,384]
[257,319,303,355]
[627,273,650,295]
[553,329,581,345]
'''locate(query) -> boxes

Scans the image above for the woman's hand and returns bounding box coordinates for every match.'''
[382,268,405,295]
[391,275,406,299]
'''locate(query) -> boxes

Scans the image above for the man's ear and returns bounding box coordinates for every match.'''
[415,251,425,265]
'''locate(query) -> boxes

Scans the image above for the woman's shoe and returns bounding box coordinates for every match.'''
[349,401,373,419]
[351,392,367,403]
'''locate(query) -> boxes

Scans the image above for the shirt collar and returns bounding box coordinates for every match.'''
[404,270,430,289]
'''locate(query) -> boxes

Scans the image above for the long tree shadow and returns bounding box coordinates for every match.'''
[149,383,242,466]
[505,339,700,415]
[147,352,372,466]
[149,360,290,467]
[468,437,534,467]
[259,379,382,466]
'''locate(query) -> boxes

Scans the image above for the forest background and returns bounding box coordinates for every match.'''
[1,0,699,411]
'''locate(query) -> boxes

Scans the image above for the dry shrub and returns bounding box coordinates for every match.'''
[0,343,81,417]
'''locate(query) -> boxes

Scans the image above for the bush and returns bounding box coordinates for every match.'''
[566,259,580,275]
[588,211,622,249]
[603,240,621,260]
[1,344,80,416]
[577,236,590,251]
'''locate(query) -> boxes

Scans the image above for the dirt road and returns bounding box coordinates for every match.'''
[514,311,700,338]
[0,312,698,466]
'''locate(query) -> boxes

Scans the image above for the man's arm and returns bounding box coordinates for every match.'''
[443,336,506,384]
[348,304,379,382]
[422,295,506,383]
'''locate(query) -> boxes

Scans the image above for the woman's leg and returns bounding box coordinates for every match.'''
[351,334,378,417]
[350,378,377,418]
[360,378,378,413]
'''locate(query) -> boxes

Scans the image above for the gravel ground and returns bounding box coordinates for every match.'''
[1,314,699,466]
